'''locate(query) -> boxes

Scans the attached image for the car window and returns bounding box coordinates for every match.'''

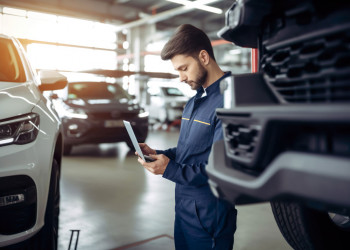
[68,82,131,100]
[163,87,184,97]
[0,38,26,83]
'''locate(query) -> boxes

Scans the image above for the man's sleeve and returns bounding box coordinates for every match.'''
[162,160,208,186]
[162,117,223,187]
[156,147,176,161]
[213,118,224,143]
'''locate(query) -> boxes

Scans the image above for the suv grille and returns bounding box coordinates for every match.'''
[262,18,350,103]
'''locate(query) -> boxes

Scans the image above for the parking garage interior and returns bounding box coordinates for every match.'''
[0,1,294,249]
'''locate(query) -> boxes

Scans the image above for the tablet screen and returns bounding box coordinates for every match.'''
[123,120,154,162]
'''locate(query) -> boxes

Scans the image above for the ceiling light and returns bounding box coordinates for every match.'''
[229,49,242,55]
[123,41,129,49]
[166,0,223,14]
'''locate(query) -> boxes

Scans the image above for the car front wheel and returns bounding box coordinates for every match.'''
[29,158,60,250]
[271,201,350,250]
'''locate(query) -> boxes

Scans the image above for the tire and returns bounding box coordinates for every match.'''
[271,201,350,250]
[63,144,72,156]
[29,158,61,250]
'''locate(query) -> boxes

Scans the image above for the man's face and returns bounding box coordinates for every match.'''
[171,54,208,90]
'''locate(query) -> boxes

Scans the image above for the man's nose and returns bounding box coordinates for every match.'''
[179,72,187,82]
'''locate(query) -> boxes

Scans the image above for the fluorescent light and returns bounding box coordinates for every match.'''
[229,49,242,55]
[166,0,223,14]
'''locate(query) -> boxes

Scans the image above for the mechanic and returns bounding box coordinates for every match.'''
[137,24,237,250]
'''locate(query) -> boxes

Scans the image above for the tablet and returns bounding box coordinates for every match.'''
[123,120,155,162]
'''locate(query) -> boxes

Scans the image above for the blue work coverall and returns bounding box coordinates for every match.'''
[157,72,237,250]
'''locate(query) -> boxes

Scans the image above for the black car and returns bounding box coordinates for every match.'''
[206,1,350,250]
[52,81,149,155]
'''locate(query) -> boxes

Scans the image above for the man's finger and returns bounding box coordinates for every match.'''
[137,157,145,165]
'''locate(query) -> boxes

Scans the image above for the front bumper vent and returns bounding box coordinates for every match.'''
[0,175,37,235]
[224,123,261,161]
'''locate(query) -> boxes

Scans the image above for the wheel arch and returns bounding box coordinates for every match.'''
[53,132,63,169]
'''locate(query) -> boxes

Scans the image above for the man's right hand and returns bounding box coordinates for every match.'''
[137,143,156,156]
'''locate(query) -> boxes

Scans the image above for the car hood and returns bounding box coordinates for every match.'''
[0,82,39,120]
[64,98,141,112]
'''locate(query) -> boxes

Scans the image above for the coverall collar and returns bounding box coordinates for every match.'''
[195,71,231,99]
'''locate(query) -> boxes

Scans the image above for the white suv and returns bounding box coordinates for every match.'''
[0,34,67,249]
[146,84,189,123]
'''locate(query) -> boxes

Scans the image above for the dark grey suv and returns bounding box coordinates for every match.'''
[206,1,350,249]
[51,81,149,155]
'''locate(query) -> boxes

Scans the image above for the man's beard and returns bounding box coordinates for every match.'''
[188,62,208,90]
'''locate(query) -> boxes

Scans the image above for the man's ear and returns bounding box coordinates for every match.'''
[198,50,210,66]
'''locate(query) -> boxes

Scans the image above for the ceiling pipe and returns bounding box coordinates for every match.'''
[114,0,222,32]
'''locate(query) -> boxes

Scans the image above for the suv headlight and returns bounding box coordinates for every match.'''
[0,113,40,146]
[64,108,88,119]
[138,109,149,118]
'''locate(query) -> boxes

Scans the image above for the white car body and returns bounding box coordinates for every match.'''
[146,84,189,123]
[0,34,67,248]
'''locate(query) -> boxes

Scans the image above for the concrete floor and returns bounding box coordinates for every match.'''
[58,130,292,250]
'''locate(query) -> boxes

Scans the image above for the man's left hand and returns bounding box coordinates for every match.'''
[137,154,170,175]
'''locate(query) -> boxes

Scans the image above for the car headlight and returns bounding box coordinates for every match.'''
[0,113,40,146]
[138,109,149,118]
[64,108,88,119]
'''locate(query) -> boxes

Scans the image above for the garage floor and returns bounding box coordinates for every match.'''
[58,129,292,250]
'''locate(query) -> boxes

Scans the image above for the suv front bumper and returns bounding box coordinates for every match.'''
[208,140,350,210]
[207,104,350,212]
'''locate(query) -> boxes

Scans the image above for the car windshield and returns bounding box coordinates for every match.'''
[67,82,131,100]
[0,38,26,83]
[163,87,184,97]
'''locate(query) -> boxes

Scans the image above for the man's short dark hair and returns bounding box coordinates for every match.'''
[161,24,216,61]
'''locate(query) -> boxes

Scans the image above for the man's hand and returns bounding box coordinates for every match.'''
[138,154,170,175]
[136,143,156,156]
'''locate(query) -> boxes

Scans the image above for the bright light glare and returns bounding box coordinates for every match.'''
[138,111,149,118]
[0,8,119,71]
[122,76,129,90]
[144,55,175,74]
[3,7,26,16]
[166,0,222,14]
[0,138,14,145]
[229,49,242,55]
[27,44,117,71]
[129,75,136,95]
[123,41,129,49]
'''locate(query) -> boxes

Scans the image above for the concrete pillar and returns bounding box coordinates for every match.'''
[128,24,156,105]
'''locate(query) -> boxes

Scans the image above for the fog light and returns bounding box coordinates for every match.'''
[0,194,25,207]
[68,124,78,130]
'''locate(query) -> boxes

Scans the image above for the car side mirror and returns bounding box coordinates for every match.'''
[38,70,68,92]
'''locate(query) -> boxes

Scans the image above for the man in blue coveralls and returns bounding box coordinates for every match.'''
[137,24,237,250]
